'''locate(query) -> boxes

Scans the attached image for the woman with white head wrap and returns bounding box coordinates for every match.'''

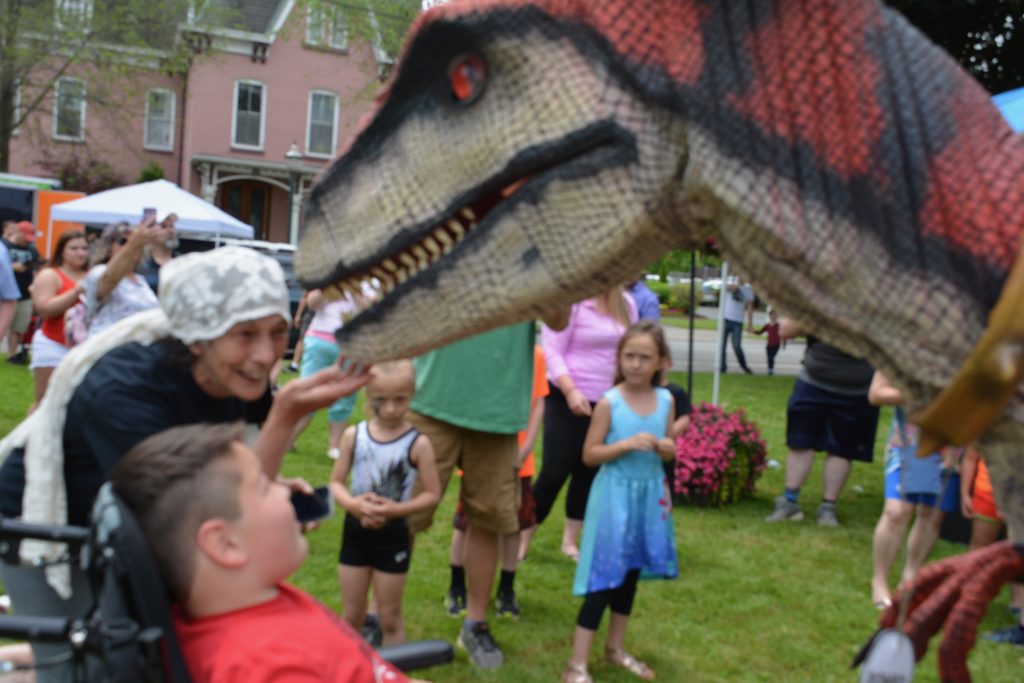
[0,247,369,682]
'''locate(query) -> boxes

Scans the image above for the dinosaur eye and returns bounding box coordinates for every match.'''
[449,54,487,104]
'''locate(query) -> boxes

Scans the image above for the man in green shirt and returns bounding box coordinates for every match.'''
[408,313,565,669]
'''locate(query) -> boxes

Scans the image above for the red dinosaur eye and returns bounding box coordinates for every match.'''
[449,54,487,104]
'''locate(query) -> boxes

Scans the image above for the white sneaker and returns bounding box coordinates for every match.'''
[327,448,341,460]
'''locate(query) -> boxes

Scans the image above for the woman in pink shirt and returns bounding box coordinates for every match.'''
[533,287,636,560]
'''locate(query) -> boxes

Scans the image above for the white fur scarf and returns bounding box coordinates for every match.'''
[0,309,171,597]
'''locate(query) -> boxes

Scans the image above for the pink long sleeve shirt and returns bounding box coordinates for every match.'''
[541,296,638,403]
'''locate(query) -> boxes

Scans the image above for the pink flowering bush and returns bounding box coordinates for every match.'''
[674,402,768,506]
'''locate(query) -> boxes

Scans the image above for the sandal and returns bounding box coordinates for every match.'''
[605,647,655,680]
[561,661,592,683]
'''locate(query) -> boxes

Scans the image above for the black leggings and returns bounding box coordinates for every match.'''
[533,385,598,524]
[576,569,641,630]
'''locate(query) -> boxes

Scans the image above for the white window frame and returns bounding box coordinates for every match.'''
[52,76,86,142]
[143,88,176,152]
[231,79,266,151]
[305,5,348,51]
[305,90,338,158]
[54,0,94,32]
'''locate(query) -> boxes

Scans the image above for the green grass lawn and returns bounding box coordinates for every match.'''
[1,361,1021,681]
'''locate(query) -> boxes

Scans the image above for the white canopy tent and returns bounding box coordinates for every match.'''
[48,179,253,251]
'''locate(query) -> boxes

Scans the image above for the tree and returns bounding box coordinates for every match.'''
[0,0,196,173]
[890,0,1024,94]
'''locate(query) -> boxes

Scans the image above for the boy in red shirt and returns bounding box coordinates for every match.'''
[110,422,426,682]
[752,308,784,375]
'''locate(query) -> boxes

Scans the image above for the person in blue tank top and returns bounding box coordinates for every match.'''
[562,321,679,683]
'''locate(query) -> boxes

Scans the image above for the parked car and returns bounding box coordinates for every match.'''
[178,237,303,354]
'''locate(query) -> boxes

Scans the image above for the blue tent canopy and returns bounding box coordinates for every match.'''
[994,86,1024,132]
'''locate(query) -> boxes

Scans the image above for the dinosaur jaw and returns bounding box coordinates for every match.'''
[304,123,635,353]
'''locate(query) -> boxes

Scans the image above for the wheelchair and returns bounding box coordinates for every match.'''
[0,484,453,682]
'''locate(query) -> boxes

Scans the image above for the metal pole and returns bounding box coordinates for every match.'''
[687,250,695,398]
[712,261,729,405]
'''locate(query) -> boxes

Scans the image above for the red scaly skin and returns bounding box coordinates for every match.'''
[298,7,1024,678]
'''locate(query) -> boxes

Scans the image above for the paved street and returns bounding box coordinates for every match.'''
[664,307,805,376]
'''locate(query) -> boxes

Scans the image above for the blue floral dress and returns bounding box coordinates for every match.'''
[573,386,678,596]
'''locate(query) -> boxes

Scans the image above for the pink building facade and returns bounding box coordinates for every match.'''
[8,0,389,244]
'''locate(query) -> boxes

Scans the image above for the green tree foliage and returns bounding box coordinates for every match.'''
[891,0,1024,93]
[0,0,198,172]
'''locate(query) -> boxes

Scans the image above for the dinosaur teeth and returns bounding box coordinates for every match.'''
[461,208,476,222]
[435,228,453,250]
[412,245,429,267]
[396,269,409,284]
[382,258,398,272]
[370,267,387,281]
[399,252,418,272]
[447,220,465,240]
[323,283,343,301]
[381,277,395,294]
[423,236,441,258]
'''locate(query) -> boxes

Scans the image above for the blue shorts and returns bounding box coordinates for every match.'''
[883,469,960,511]
[301,335,357,423]
[786,379,880,462]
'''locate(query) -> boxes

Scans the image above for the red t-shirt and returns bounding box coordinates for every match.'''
[174,583,408,683]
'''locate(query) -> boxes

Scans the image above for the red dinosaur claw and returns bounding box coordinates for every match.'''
[938,543,1024,683]
[876,542,1024,683]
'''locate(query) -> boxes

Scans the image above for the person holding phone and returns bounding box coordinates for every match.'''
[329,360,441,647]
[138,211,179,293]
[81,220,163,337]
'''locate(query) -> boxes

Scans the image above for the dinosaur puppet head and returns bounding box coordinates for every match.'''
[296,0,692,361]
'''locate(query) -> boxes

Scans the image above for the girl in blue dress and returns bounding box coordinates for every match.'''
[562,321,678,683]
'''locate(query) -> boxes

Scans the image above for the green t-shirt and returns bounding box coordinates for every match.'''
[411,322,535,434]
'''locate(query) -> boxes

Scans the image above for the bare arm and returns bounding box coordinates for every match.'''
[518,397,545,467]
[960,448,979,519]
[96,224,161,300]
[868,370,904,406]
[778,316,803,341]
[655,395,676,461]
[30,269,81,319]
[253,363,372,477]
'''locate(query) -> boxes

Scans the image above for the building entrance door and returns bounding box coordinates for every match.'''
[219,180,270,240]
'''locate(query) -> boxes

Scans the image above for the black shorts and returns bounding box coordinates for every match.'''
[786,379,880,462]
[339,515,411,573]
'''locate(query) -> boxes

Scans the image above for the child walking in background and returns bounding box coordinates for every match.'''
[752,308,784,375]
[330,360,441,646]
[447,345,549,618]
[564,321,678,682]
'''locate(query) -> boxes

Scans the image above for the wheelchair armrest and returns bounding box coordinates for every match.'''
[0,614,72,641]
[377,639,454,672]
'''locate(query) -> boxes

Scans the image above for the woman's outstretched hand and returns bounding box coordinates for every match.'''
[275,361,372,420]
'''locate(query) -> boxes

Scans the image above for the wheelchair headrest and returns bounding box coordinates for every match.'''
[89,483,192,683]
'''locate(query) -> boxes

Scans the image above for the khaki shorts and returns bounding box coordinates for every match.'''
[407,410,520,535]
[11,300,32,335]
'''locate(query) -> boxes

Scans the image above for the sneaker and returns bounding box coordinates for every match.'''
[283,363,299,374]
[327,448,341,460]
[982,623,1024,646]
[765,496,804,522]
[495,590,520,619]
[817,504,840,527]
[360,613,383,647]
[5,350,26,365]
[457,621,504,669]
[743,367,753,375]
[445,590,467,618]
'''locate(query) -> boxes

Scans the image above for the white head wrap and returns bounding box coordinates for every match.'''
[160,246,291,344]
[0,246,291,596]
